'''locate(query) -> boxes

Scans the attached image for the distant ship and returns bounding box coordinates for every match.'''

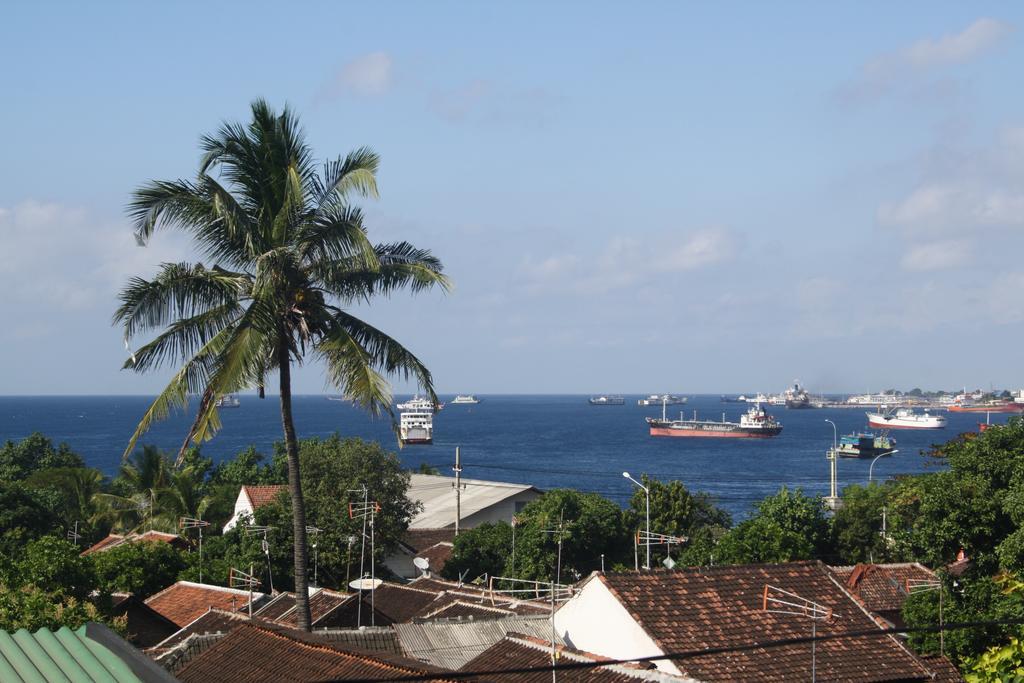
[397,395,443,412]
[589,395,625,406]
[215,395,240,408]
[833,432,897,459]
[451,395,481,405]
[783,381,813,409]
[399,410,433,445]
[949,401,1024,414]
[866,408,946,429]
[647,403,782,439]
[637,394,687,406]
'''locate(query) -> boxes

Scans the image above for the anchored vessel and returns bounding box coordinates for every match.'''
[399,410,433,445]
[866,408,946,429]
[638,394,687,406]
[783,381,812,409]
[215,395,240,408]
[834,432,897,458]
[451,395,481,405]
[949,401,1024,414]
[397,395,443,412]
[647,402,783,438]
[589,395,625,406]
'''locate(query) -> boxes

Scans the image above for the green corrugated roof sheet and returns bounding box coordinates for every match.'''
[0,623,174,682]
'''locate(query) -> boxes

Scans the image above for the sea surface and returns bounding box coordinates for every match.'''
[0,395,997,519]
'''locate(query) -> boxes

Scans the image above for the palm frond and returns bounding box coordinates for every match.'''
[295,205,377,268]
[124,303,243,372]
[313,148,380,207]
[312,241,450,300]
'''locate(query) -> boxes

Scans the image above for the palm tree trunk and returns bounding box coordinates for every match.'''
[278,344,312,631]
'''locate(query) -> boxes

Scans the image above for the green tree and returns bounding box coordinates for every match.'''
[624,476,730,567]
[0,483,61,557]
[91,541,187,598]
[0,585,124,634]
[24,467,104,543]
[716,487,830,564]
[442,522,513,583]
[499,489,629,583]
[0,433,83,482]
[831,482,895,564]
[10,536,95,600]
[115,99,448,630]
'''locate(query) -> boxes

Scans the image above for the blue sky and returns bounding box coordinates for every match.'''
[2,2,1023,395]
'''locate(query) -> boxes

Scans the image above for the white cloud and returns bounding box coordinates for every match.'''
[838,18,1012,104]
[319,52,393,100]
[900,240,972,271]
[520,228,736,295]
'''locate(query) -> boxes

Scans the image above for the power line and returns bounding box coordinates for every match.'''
[327,618,1024,683]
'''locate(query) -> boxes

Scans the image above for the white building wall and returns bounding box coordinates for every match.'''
[553,577,682,676]
[222,489,254,534]
[461,491,541,528]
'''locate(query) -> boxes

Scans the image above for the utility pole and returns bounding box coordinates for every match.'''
[454,446,462,535]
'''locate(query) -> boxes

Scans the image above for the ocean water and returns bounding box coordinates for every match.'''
[0,395,997,519]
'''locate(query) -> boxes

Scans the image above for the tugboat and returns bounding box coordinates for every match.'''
[589,395,625,406]
[647,402,782,438]
[834,432,897,458]
[866,407,946,429]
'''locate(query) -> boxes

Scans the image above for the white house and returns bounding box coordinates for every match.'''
[222,485,287,533]
[406,473,541,529]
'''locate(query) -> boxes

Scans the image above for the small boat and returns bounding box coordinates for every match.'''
[215,394,240,408]
[866,407,946,429]
[647,403,782,439]
[397,395,443,412]
[638,394,687,406]
[451,395,481,405]
[589,395,625,406]
[833,432,897,458]
[399,411,433,445]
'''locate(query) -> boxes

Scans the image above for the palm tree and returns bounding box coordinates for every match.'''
[114,99,448,629]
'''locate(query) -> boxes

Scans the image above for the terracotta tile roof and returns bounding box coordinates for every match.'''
[313,627,404,657]
[81,530,186,556]
[830,563,938,627]
[243,485,287,509]
[150,608,250,653]
[251,593,297,622]
[420,599,517,621]
[402,528,457,553]
[462,634,671,682]
[365,583,446,624]
[417,542,454,576]
[145,581,266,628]
[409,576,487,594]
[175,621,456,682]
[594,562,933,682]
[395,615,564,671]
[255,589,354,628]
[106,593,180,649]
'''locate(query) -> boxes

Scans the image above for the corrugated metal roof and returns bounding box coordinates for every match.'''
[0,623,177,682]
[407,474,541,529]
[394,615,561,670]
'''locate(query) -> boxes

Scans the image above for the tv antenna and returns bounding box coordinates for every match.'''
[229,565,261,618]
[180,517,211,583]
[243,525,275,593]
[762,585,832,682]
[66,521,81,545]
[637,531,688,570]
[907,579,944,655]
[347,486,382,627]
[541,510,570,586]
[306,526,322,587]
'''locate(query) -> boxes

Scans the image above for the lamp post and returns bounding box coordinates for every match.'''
[623,472,650,570]
[824,419,837,453]
[869,449,897,483]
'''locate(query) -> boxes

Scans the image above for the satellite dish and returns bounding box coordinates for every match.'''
[413,557,430,570]
[349,578,383,591]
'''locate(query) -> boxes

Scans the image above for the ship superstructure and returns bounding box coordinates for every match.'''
[399,410,433,444]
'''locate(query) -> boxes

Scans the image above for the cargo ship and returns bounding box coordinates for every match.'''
[783,381,813,409]
[647,403,782,438]
[866,408,946,429]
[638,394,687,406]
[949,402,1024,414]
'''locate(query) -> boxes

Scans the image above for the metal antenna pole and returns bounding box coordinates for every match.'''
[454,446,462,535]
[248,563,254,618]
[511,517,517,578]
[357,485,367,628]
[370,509,376,627]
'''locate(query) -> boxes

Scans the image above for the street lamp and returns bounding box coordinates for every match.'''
[623,472,650,571]
[824,419,837,453]
[869,449,898,483]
